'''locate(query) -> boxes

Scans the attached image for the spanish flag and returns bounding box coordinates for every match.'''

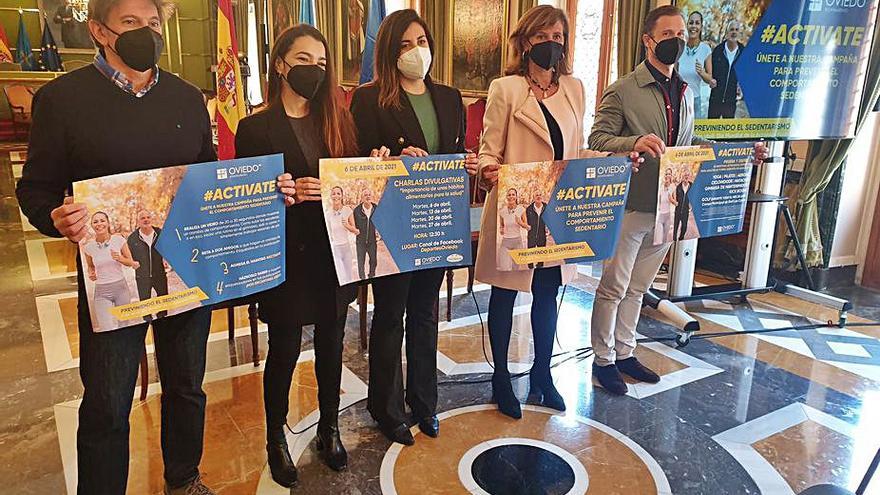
[0,21,13,64]
[215,0,246,160]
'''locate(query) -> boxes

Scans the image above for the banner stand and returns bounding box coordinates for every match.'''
[646,141,852,347]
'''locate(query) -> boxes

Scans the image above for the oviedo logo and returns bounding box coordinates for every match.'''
[587,165,627,179]
[217,164,262,180]
[811,0,869,12]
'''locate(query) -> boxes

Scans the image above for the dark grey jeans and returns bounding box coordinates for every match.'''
[76,303,211,494]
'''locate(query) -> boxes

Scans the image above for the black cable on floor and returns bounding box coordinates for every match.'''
[287,289,877,436]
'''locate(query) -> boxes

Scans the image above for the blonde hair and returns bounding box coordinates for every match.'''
[505,5,571,78]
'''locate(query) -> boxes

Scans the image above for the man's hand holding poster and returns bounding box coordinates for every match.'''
[496,157,632,271]
[654,144,754,245]
[73,154,286,332]
[320,154,472,285]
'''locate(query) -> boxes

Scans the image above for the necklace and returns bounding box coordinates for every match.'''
[528,74,555,99]
[686,43,699,57]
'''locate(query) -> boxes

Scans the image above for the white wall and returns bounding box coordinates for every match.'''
[832,112,880,268]
[385,0,407,13]
[855,113,880,281]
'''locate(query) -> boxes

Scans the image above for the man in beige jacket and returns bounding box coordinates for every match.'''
[588,5,767,395]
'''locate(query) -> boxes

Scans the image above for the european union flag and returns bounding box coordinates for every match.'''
[38,16,62,71]
[15,13,37,71]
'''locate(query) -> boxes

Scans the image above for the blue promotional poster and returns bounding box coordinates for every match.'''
[654,144,754,245]
[72,154,286,332]
[319,154,472,285]
[495,157,631,271]
[677,0,878,139]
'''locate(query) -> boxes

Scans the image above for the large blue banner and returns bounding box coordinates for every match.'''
[678,0,878,140]
[320,154,472,284]
[654,144,753,245]
[495,157,631,270]
[73,155,286,332]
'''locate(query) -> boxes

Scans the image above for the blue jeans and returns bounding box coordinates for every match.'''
[76,303,211,494]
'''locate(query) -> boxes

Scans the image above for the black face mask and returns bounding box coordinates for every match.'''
[527,41,564,70]
[105,25,164,72]
[283,62,325,100]
[651,36,685,65]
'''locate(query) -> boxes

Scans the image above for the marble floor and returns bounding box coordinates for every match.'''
[2,145,880,494]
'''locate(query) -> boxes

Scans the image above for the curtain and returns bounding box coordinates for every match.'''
[616,0,650,75]
[315,0,340,83]
[518,0,537,17]
[422,0,449,82]
[782,19,880,268]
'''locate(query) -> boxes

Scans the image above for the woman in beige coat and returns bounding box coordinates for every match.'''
[476,6,637,419]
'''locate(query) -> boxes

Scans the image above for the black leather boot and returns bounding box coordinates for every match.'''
[266,428,298,488]
[491,372,522,419]
[528,367,566,411]
[316,420,348,471]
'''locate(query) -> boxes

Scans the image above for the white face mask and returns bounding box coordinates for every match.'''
[397,46,432,80]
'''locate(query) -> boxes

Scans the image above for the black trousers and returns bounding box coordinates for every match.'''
[357,239,377,279]
[674,209,688,240]
[263,308,347,442]
[487,267,561,377]
[135,275,169,320]
[708,100,736,119]
[367,268,444,426]
[77,305,211,494]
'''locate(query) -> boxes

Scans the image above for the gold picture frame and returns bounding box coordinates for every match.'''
[444,0,508,97]
[335,0,370,86]
[267,0,298,46]
[36,0,95,54]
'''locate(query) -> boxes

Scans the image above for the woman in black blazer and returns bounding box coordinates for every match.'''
[350,9,477,446]
[235,25,365,487]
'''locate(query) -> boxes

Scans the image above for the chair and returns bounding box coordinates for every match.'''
[442,98,487,320]
[138,301,260,401]
[206,97,217,123]
[217,298,261,367]
[4,85,34,140]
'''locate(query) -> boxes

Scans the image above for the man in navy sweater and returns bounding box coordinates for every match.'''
[16,0,216,493]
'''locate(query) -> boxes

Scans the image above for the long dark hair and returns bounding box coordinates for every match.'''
[371,9,435,110]
[266,24,358,158]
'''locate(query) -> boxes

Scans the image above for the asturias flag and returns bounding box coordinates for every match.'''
[15,13,37,71]
[358,0,386,85]
[38,16,62,71]
[0,20,14,63]
[215,0,246,160]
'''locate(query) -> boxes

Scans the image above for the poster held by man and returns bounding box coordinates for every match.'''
[73,154,287,332]
[653,143,754,245]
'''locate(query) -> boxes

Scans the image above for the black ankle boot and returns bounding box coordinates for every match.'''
[491,373,522,419]
[316,421,348,471]
[528,369,566,412]
[266,429,298,488]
